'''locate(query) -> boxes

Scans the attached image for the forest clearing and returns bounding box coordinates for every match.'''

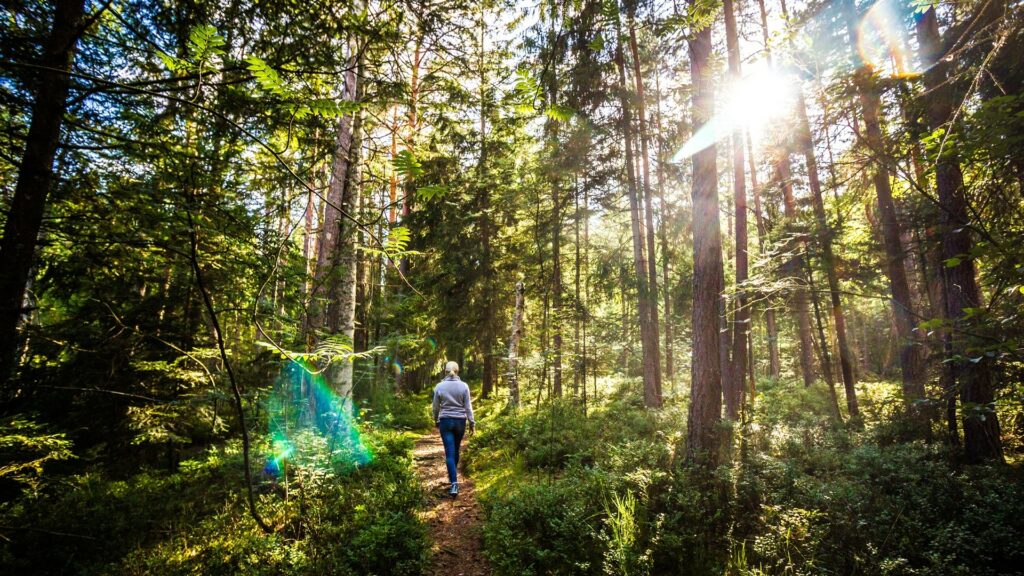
[1,0,1023,574]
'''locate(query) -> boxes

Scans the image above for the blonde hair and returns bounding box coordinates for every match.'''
[444,361,459,376]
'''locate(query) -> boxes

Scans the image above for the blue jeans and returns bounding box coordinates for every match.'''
[438,417,466,484]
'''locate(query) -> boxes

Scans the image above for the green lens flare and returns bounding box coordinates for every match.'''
[263,359,372,477]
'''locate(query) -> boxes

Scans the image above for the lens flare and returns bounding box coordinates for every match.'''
[857,0,920,78]
[425,336,437,351]
[263,359,372,478]
[673,65,796,161]
[392,360,405,375]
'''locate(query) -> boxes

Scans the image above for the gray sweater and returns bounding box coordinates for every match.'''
[432,376,475,423]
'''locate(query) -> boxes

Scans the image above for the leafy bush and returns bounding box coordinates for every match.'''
[743,441,1024,575]
[0,431,428,575]
[482,475,604,575]
[472,379,1024,576]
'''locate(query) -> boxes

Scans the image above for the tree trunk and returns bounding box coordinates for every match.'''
[478,12,496,399]
[628,16,663,403]
[328,46,365,403]
[807,257,843,420]
[916,7,1002,462]
[795,89,859,416]
[750,2,780,379]
[398,35,422,279]
[506,281,525,408]
[653,73,674,387]
[394,32,424,394]
[574,177,582,397]
[355,175,369,354]
[746,134,779,379]
[550,172,563,399]
[389,107,399,224]
[685,3,723,464]
[615,29,660,408]
[723,0,748,420]
[843,6,927,407]
[0,0,87,384]
[583,183,592,406]
[778,155,816,387]
[312,52,358,335]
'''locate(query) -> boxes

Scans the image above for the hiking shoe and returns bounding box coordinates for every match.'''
[449,482,459,497]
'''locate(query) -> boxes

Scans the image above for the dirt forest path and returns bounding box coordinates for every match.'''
[413,432,493,576]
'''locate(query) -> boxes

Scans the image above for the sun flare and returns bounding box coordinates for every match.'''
[673,65,797,162]
[722,66,797,136]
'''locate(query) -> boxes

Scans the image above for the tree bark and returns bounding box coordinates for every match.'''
[751,0,780,380]
[653,73,674,387]
[916,7,1003,462]
[506,281,525,408]
[550,174,563,399]
[628,16,663,403]
[329,47,365,403]
[723,0,748,420]
[0,0,88,384]
[311,53,358,335]
[394,31,424,394]
[807,257,843,420]
[389,107,399,224]
[795,88,859,416]
[574,178,582,397]
[478,11,497,399]
[746,134,780,379]
[549,102,563,400]
[398,34,422,279]
[777,155,816,387]
[843,0,927,405]
[615,28,660,408]
[685,2,723,464]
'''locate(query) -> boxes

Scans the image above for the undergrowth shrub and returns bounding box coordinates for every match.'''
[472,378,1024,576]
[361,388,434,432]
[482,474,605,575]
[0,430,428,575]
[743,441,1024,576]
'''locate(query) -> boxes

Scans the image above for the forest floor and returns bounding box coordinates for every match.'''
[413,432,492,576]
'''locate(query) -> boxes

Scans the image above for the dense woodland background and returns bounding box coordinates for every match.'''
[1,0,1023,573]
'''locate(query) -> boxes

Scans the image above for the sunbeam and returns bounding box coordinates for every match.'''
[673,65,797,161]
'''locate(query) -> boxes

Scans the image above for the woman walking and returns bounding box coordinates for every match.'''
[432,361,475,497]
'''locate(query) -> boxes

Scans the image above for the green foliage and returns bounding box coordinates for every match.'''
[187,24,227,65]
[246,56,289,98]
[155,50,186,73]
[415,184,449,201]
[362,390,434,432]
[291,98,362,119]
[245,55,363,120]
[659,0,721,36]
[513,69,542,113]
[471,380,1024,576]
[470,391,677,575]
[0,431,428,575]
[0,416,74,492]
[603,491,651,576]
[482,476,605,575]
[359,226,422,260]
[910,0,938,15]
[741,441,1024,575]
[256,335,382,366]
[544,104,574,122]
[156,24,226,73]
[392,150,423,179]
[599,0,620,25]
